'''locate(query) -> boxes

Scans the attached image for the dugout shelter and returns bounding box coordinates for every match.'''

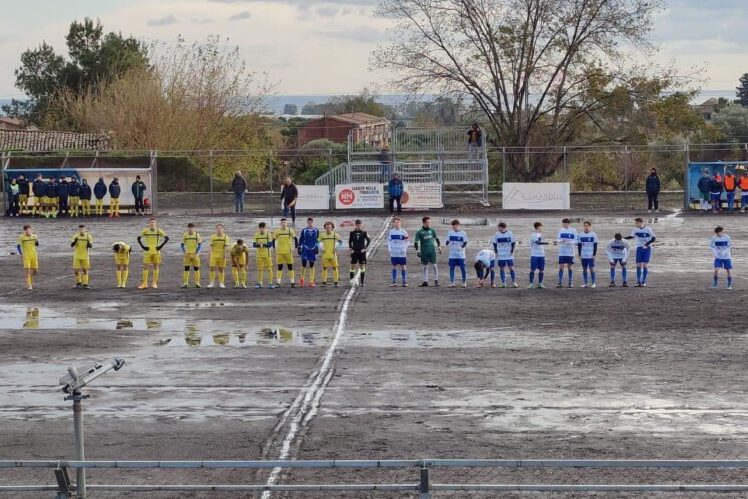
[685,160,748,210]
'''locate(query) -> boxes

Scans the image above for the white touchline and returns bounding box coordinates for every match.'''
[262,215,393,498]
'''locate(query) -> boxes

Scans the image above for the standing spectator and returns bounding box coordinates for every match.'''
[7,178,20,216]
[108,177,121,218]
[17,175,28,215]
[32,174,45,217]
[709,173,723,214]
[280,177,299,225]
[58,179,70,217]
[645,168,661,213]
[467,123,483,163]
[68,177,81,217]
[697,169,711,212]
[388,173,404,215]
[45,178,59,218]
[379,146,391,183]
[230,171,247,213]
[131,175,147,216]
[723,169,737,212]
[79,179,92,216]
[739,169,748,212]
[93,177,107,216]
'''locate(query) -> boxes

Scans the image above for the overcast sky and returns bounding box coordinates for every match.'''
[0,0,745,98]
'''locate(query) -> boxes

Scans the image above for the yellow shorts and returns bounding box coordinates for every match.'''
[143,252,162,265]
[256,256,272,270]
[276,253,294,265]
[20,194,28,205]
[209,256,226,268]
[183,253,201,267]
[73,258,90,270]
[41,196,49,204]
[114,254,130,266]
[322,255,338,268]
[23,257,39,270]
[232,257,247,268]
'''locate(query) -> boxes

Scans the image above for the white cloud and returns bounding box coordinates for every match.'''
[146,14,178,27]
[228,11,252,21]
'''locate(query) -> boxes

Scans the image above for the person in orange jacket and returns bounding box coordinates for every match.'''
[723,169,738,212]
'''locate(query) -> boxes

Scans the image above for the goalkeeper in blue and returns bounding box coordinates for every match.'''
[606,233,630,287]
[710,226,733,290]
[473,249,496,288]
[492,222,518,288]
[577,221,598,288]
[298,217,320,287]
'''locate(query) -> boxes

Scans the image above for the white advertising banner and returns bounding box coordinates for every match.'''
[401,182,443,209]
[295,185,330,210]
[335,183,384,209]
[502,182,570,210]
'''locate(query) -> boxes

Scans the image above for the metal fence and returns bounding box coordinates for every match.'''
[2,459,748,497]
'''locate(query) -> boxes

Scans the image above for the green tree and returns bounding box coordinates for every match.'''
[287,139,347,184]
[9,18,148,124]
[327,89,392,118]
[736,73,748,107]
[712,104,748,142]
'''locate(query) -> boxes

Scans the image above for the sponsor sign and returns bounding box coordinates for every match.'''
[401,182,443,209]
[502,182,570,210]
[335,183,384,209]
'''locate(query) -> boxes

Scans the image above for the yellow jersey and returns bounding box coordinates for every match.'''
[209,233,230,257]
[182,231,202,254]
[18,233,38,259]
[231,243,250,264]
[273,227,296,254]
[253,231,273,258]
[318,231,342,257]
[71,233,93,260]
[140,227,167,254]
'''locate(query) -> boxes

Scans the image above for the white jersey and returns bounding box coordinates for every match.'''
[475,249,496,267]
[492,230,515,260]
[606,239,630,262]
[446,229,468,259]
[557,227,578,257]
[530,232,546,258]
[387,228,409,258]
[578,231,598,259]
[631,226,655,248]
[710,234,732,260]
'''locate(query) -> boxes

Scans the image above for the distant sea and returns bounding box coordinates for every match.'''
[1,90,738,117]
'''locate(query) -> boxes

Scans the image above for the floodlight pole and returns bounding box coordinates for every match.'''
[65,390,89,498]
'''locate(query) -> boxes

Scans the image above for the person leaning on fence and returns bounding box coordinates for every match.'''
[467,123,483,162]
[388,173,404,215]
[131,175,147,216]
[231,171,247,214]
[280,177,299,225]
[645,168,660,213]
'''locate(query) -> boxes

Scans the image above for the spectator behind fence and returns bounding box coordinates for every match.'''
[467,123,483,162]
[132,175,147,216]
[231,171,247,213]
[645,168,661,213]
[388,173,404,215]
[280,177,299,224]
[7,178,20,216]
[379,146,391,183]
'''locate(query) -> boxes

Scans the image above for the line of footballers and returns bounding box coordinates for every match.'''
[15,215,735,291]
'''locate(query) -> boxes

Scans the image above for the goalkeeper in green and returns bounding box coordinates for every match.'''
[414,216,442,287]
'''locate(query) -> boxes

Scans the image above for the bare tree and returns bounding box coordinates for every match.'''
[372,0,669,180]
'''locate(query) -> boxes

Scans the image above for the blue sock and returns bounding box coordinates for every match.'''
[610,268,615,282]
[622,267,627,283]
[391,268,397,283]
[568,268,573,284]
[490,270,495,285]
[500,269,506,284]
[728,276,733,287]
[583,268,588,284]
[529,271,535,284]
[449,265,455,283]
[590,271,596,285]
[642,268,648,283]
[636,267,642,283]
[460,265,466,283]
[558,269,563,283]
[510,269,516,282]
[401,269,407,283]
[713,275,718,286]
[538,271,544,284]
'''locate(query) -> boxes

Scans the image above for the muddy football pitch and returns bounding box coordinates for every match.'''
[1,211,747,497]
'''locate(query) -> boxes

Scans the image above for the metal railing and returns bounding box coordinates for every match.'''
[2,458,747,497]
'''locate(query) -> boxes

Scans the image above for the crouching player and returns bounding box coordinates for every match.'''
[578,221,598,288]
[112,242,131,288]
[17,224,39,290]
[298,217,320,287]
[606,233,630,287]
[710,226,733,290]
[318,221,342,287]
[231,239,250,288]
[493,222,517,288]
[474,249,496,288]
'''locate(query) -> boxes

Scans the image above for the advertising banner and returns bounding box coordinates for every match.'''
[401,182,443,209]
[335,183,384,209]
[294,185,330,211]
[502,182,570,210]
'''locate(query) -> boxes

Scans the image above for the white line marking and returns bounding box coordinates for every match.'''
[261,215,392,498]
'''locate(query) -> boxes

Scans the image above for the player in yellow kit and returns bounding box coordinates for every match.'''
[231,239,250,288]
[71,224,93,288]
[181,222,203,288]
[112,242,131,288]
[318,221,342,287]
[17,224,39,290]
[252,222,275,288]
[137,218,169,289]
[273,217,298,287]
[207,224,230,288]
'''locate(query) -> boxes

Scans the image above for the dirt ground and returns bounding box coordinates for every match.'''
[0,210,747,498]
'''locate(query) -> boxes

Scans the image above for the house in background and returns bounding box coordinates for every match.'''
[297,112,390,147]
[0,117,29,131]
[694,98,719,122]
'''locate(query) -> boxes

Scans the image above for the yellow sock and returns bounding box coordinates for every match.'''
[183,271,189,285]
[277,268,283,283]
[218,269,225,285]
[76,273,82,284]
[142,269,149,284]
[333,268,339,283]
[232,268,239,285]
[153,269,160,285]
[322,268,328,282]
[194,269,200,285]
[26,275,31,286]
[116,270,122,287]
[241,269,247,286]
[83,273,89,285]
[310,266,316,283]
[209,270,215,283]
[122,269,129,287]
[289,269,295,282]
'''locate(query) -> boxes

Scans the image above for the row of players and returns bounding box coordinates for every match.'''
[14,216,735,290]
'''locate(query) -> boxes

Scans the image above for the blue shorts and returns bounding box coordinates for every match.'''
[498,259,514,268]
[530,256,546,271]
[391,257,407,266]
[714,258,733,270]
[610,258,626,266]
[449,258,466,268]
[581,258,595,268]
[301,248,317,263]
[558,255,574,265]
[636,247,652,264]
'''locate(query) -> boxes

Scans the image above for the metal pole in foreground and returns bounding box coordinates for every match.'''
[419,465,430,499]
[72,392,86,498]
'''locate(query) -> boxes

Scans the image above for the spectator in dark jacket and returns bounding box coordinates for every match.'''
[645,168,661,213]
[16,175,28,215]
[58,179,70,216]
[109,178,121,218]
[93,177,107,216]
[6,178,20,216]
[231,171,248,213]
[32,174,45,216]
[79,179,92,216]
[697,170,711,212]
[68,177,81,217]
[709,174,724,214]
[388,173,404,215]
[467,123,483,162]
[280,177,299,224]
[45,178,59,218]
[131,175,147,215]
[379,146,391,183]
